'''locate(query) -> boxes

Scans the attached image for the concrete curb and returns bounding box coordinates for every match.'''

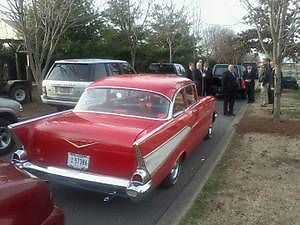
[156,102,249,225]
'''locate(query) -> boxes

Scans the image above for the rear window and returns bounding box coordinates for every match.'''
[148,64,176,74]
[47,63,92,81]
[75,88,170,119]
[214,66,227,76]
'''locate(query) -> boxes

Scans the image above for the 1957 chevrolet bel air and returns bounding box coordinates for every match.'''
[10,74,217,201]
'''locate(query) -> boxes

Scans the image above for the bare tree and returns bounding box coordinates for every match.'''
[241,0,300,123]
[201,25,246,63]
[0,0,88,89]
[105,0,151,68]
[151,1,190,63]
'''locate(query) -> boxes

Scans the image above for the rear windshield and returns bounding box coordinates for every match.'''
[47,63,93,81]
[214,66,241,77]
[148,64,176,74]
[74,88,170,119]
[214,66,227,76]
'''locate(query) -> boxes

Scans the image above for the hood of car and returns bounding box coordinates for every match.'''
[0,97,22,114]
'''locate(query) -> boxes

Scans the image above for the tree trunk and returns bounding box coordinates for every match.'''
[131,48,136,69]
[273,64,282,123]
[169,44,172,63]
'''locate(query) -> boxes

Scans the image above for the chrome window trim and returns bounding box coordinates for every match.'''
[170,83,198,117]
[8,110,72,129]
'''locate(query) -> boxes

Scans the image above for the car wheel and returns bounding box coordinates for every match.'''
[0,118,15,156]
[10,85,28,103]
[161,157,182,187]
[205,126,213,140]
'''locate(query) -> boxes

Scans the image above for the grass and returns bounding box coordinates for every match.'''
[179,136,242,225]
[292,88,300,100]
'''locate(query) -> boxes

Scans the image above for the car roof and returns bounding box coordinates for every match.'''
[54,59,128,64]
[90,74,193,100]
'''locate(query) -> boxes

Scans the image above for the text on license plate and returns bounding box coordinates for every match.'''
[57,87,72,94]
[67,152,90,170]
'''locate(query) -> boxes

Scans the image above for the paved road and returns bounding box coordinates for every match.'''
[1,99,245,225]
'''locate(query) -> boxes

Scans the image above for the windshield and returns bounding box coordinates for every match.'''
[74,88,170,119]
[148,64,176,74]
[47,63,93,81]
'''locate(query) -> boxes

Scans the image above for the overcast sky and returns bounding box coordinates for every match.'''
[0,0,252,38]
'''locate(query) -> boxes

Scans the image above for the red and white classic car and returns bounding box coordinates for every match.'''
[0,160,64,225]
[10,74,217,201]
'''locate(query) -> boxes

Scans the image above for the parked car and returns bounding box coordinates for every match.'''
[148,63,186,76]
[41,59,135,110]
[0,160,64,225]
[0,97,23,155]
[211,64,246,98]
[10,74,217,201]
[0,78,32,104]
[282,76,298,90]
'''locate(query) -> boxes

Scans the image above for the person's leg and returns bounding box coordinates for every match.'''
[250,81,255,102]
[229,93,235,115]
[261,83,267,106]
[246,82,251,102]
[223,94,229,115]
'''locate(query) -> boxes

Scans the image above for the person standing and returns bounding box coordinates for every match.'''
[243,65,256,103]
[195,62,203,96]
[259,58,273,107]
[203,62,213,96]
[223,64,238,116]
[186,63,195,81]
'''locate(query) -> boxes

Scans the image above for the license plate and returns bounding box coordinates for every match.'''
[67,152,90,170]
[57,87,72,94]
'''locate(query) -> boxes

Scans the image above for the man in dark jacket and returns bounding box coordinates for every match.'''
[243,65,256,103]
[223,64,238,116]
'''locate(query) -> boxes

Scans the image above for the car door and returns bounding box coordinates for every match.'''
[182,84,207,150]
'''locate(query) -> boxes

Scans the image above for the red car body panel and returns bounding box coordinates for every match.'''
[0,161,64,225]
[10,74,217,200]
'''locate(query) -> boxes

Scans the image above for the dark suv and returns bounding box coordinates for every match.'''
[211,64,246,98]
[148,63,186,76]
[41,59,135,109]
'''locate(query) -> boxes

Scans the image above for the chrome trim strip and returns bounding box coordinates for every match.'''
[41,96,77,107]
[144,126,192,175]
[73,110,169,121]
[85,86,172,103]
[20,162,129,188]
[8,110,72,129]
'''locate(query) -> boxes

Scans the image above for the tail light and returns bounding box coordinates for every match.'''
[242,80,246,89]
[42,86,47,96]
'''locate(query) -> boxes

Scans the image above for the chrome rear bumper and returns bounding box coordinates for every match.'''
[13,160,152,201]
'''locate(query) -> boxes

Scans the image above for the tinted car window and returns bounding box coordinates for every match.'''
[109,63,122,75]
[184,85,197,106]
[94,63,107,80]
[121,63,135,74]
[173,90,186,114]
[148,64,176,74]
[214,66,227,76]
[47,64,92,81]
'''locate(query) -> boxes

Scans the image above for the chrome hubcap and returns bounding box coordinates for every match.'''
[208,127,212,136]
[170,160,180,180]
[15,89,26,102]
[0,127,11,150]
